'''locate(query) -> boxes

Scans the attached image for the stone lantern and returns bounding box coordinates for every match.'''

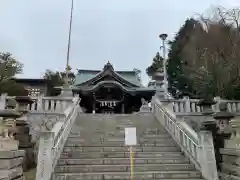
[15,96,33,113]
[0,109,21,150]
[196,97,216,131]
[213,102,234,170]
[14,96,35,171]
[197,97,216,115]
[6,98,17,110]
[0,108,25,180]
[214,102,234,135]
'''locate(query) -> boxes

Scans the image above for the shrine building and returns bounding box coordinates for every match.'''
[72,62,155,114]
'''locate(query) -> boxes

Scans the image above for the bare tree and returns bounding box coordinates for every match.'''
[182,6,240,98]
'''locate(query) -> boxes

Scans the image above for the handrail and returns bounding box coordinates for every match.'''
[35,96,81,180]
[156,103,199,146]
[52,98,80,168]
[154,99,201,169]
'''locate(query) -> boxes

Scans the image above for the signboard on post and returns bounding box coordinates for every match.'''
[124,127,137,146]
[125,127,136,180]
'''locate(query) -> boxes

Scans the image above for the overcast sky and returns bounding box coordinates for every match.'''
[0,0,239,85]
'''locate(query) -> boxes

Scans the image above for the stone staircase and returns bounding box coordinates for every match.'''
[52,113,204,180]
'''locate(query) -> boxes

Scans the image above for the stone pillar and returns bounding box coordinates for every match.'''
[195,98,219,180]
[183,96,191,113]
[0,93,7,110]
[213,96,222,112]
[35,132,54,180]
[198,121,219,180]
[37,95,43,112]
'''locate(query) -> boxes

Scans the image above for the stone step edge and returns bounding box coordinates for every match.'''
[53,170,201,175]
[61,151,184,154]
[55,163,193,167]
[58,157,186,160]
[64,145,177,147]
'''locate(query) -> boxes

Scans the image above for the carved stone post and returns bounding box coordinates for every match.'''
[198,120,219,180]
[37,95,43,112]
[35,131,54,180]
[213,96,222,112]
[0,93,7,110]
[196,98,219,180]
[183,96,191,113]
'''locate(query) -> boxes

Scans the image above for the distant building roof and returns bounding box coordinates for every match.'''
[75,62,143,87]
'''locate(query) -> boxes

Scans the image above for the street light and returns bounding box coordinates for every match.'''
[64,0,74,88]
[159,33,168,98]
[60,0,74,96]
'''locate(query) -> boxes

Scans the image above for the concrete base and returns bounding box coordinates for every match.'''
[0,150,25,180]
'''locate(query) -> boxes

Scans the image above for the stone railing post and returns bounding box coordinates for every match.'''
[183,96,191,113]
[35,131,54,180]
[37,95,43,112]
[0,93,7,110]
[213,96,222,112]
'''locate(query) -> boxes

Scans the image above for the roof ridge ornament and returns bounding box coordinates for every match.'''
[103,61,114,70]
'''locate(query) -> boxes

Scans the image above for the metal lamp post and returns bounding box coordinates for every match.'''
[159,33,168,98]
[60,0,74,96]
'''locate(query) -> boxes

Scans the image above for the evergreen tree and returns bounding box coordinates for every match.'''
[167,19,199,98]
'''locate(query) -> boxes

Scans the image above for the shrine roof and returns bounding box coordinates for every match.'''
[74,63,143,87]
[11,78,48,85]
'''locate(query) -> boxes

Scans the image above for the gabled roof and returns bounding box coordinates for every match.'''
[74,62,143,87]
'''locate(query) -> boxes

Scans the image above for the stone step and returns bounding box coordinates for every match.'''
[54,164,195,173]
[64,143,176,147]
[53,171,202,180]
[60,151,184,159]
[66,137,175,144]
[57,157,189,165]
[64,141,176,147]
[68,134,171,139]
[63,146,180,152]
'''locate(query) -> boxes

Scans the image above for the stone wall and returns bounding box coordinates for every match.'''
[0,141,25,180]
[219,148,240,180]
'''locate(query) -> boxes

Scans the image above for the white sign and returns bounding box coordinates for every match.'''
[124,127,137,146]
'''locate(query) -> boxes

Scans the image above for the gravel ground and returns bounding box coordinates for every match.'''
[23,168,36,180]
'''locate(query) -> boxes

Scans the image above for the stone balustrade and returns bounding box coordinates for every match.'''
[0,93,73,113]
[0,94,80,167]
[0,94,76,141]
[162,96,240,114]
[19,95,73,113]
[153,96,219,180]
[35,96,81,180]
